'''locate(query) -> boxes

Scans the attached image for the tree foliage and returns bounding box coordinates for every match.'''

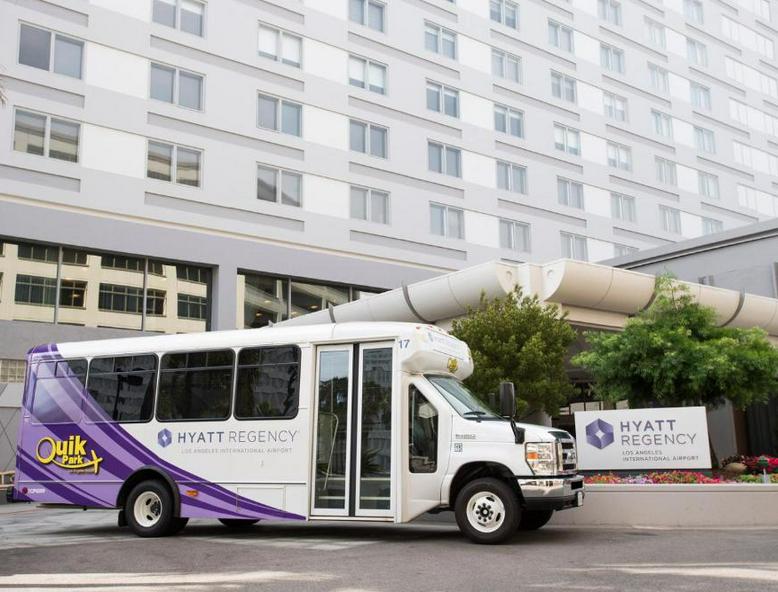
[573,275,778,410]
[450,287,576,417]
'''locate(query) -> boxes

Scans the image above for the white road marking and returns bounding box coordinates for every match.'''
[567,563,778,583]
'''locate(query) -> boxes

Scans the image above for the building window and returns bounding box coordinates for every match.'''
[428,141,461,177]
[13,109,80,163]
[496,161,527,194]
[349,119,388,158]
[430,204,464,239]
[426,82,459,118]
[694,126,715,154]
[492,49,521,82]
[648,63,669,93]
[699,172,719,199]
[152,0,205,36]
[0,359,27,384]
[101,254,144,272]
[561,233,588,261]
[610,192,636,222]
[350,0,385,32]
[598,0,622,25]
[15,275,56,306]
[150,63,203,110]
[614,244,638,257]
[651,110,673,138]
[684,0,703,24]
[18,23,83,79]
[147,141,201,187]
[177,293,208,320]
[98,284,149,314]
[554,124,580,156]
[350,186,390,224]
[490,0,519,29]
[494,104,524,138]
[687,39,707,67]
[603,91,627,122]
[548,21,573,52]
[256,165,302,206]
[691,83,711,109]
[349,55,386,94]
[600,44,624,73]
[17,242,58,262]
[499,219,531,252]
[258,23,302,68]
[645,18,666,48]
[660,206,682,234]
[425,23,457,59]
[607,141,631,171]
[551,72,577,103]
[702,217,723,235]
[655,157,677,185]
[557,178,584,209]
[257,94,302,137]
[176,264,209,283]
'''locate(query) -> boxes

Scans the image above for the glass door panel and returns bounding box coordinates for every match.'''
[357,346,393,514]
[313,349,351,514]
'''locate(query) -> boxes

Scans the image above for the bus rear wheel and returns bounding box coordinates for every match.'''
[455,477,520,544]
[126,480,176,537]
[219,518,260,528]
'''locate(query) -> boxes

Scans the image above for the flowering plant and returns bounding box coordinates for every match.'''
[584,471,778,484]
[720,454,778,474]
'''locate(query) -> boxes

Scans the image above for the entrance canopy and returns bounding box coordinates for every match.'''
[278,259,778,340]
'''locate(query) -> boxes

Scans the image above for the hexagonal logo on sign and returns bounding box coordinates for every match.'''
[157,428,173,448]
[585,418,614,449]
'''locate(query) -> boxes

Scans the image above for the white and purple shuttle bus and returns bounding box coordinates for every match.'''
[13,322,582,544]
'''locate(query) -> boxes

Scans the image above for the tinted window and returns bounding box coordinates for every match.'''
[409,386,438,473]
[86,355,157,422]
[157,349,233,421]
[30,359,87,424]
[235,346,300,419]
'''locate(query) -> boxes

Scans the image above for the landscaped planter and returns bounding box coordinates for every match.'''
[550,483,778,527]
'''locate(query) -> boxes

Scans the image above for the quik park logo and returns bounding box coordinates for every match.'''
[35,435,103,474]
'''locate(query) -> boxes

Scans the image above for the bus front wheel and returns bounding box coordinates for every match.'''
[455,477,520,544]
[126,480,176,537]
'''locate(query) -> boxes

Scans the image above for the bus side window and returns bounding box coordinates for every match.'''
[30,359,87,424]
[157,349,234,421]
[409,385,438,474]
[85,355,157,422]
[235,346,300,419]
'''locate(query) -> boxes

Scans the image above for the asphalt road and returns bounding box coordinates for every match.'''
[1,504,777,591]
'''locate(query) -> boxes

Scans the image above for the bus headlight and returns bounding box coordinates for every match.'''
[525,442,556,475]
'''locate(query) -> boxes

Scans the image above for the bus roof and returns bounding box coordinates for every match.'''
[31,322,450,360]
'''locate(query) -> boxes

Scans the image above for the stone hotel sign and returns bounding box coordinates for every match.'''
[574,407,712,470]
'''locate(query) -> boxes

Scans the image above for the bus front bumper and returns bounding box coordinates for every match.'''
[517,475,584,512]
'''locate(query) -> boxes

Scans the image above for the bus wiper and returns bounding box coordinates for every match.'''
[463,411,486,422]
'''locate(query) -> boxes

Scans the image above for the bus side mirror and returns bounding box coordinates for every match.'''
[499,382,516,419]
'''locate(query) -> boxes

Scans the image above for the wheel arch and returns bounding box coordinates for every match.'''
[447,461,523,508]
[117,466,181,517]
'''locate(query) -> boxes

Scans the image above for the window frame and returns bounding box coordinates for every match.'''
[349,0,386,32]
[233,345,302,421]
[425,22,458,59]
[496,160,528,194]
[349,118,389,158]
[348,54,387,95]
[491,48,522,83]
[499,218,531,252]
[600,43,625,73]
[146,139,203,187]
[257,92,303,137]
[149,61,205,111]
[493,103,524,138]
[256,163,303,207]
[598,0,622,25]
[603,91,627,122]
[258,22,303,68]
[427,141,462,178]
[490,0,520,29]
[430,202,465,239]
[350,185,391,224]
[86,354,159,424]
[557,177,584,209]
[152,0,207,37]
[660,205,682,234]
[606,141,632,171]
[553,124,581,156]
[560,232,588,261]
[548,20,574,52]
[426,81,460,118]
[17,22,84,79]
[655,156,678,185]
[13,107,81,163]
[610,192,636,222]
[551,71,577,103]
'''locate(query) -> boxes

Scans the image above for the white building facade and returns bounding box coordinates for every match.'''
[0,0,777,346]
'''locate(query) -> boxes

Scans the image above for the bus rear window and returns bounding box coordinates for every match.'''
[235,346,300,419]
[157,349,234,421]
[86,355,157,422]
[30,358,87,424]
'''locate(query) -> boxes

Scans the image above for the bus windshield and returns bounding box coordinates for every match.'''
[426,375,501,420]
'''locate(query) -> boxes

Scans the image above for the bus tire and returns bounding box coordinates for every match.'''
[455,477,520,544]
[170,517,189,535]
[126,480,175,537]
[518,509,554,531]
[219,518,260,528]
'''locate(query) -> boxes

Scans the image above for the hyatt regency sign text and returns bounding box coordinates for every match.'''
[574,407,711,470]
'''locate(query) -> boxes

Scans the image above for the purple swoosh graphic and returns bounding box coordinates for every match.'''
[15,345,304,521]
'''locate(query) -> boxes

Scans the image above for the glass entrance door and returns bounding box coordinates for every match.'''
[312,342,394,518]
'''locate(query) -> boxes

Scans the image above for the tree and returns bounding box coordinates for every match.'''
[450,287,576,417]
[573,275,778,462]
